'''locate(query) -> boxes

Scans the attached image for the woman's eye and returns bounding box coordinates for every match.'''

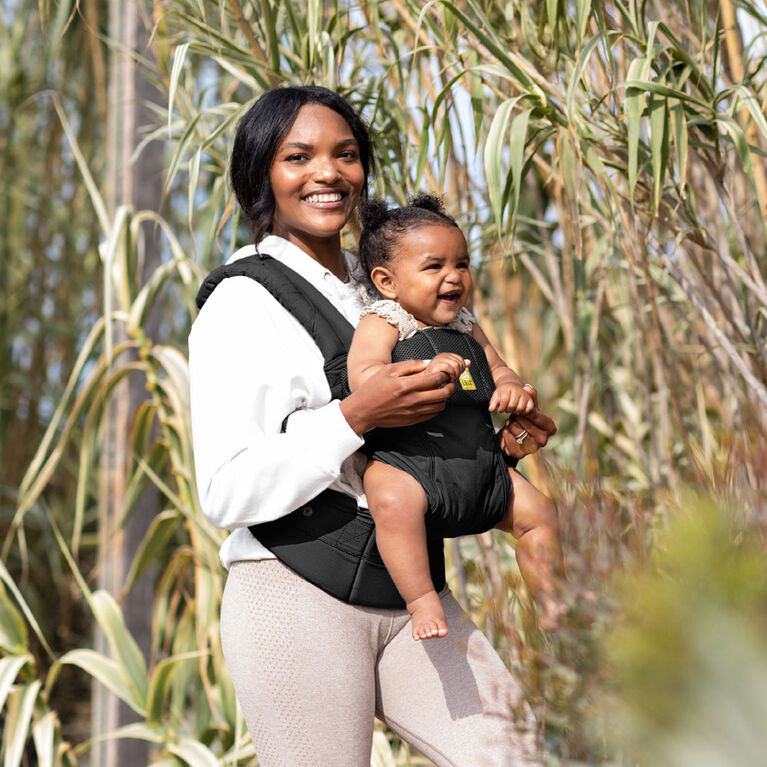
[285,153,308,162]
[339,151,359,160]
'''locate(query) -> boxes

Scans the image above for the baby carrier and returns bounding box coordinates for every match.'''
[196,253,506,608]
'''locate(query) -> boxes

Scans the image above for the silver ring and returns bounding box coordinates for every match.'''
[513,429,529,446]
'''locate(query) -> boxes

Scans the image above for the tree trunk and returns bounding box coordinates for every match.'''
[93,0,164,764]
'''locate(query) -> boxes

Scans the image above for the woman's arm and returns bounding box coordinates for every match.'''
[189,277,365,530]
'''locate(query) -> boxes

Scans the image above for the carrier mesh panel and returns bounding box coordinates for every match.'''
[391,328,495,406]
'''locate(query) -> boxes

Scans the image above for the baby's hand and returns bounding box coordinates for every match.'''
[423,353,469,385]
[489,382,537,414]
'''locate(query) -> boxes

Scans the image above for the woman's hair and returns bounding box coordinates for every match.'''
[230,86,374,242]
[357,195,460,282]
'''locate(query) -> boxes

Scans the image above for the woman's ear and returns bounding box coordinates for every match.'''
[370,266,397,300]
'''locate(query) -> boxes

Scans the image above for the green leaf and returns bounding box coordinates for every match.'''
[146,651,206,726]
[188,148,201,231]
[14,316,105,510]
[730,84,767,143]
[371,728,397,767]
[52,96,109,235]
[413,108,432,190]
[122,510,181,597]
[163,114,202,196]
[484,96,523,233]
[566,33,602,123]
[3,680,41,767]
[0,656,32,714]
[669,98,688,188]
[439,0,538,93]
[718,115,757,193]
[167,737,220,767]
[624,79,711,110]
[0,583,27,654]
[110,721,165,744]
[546,0,558,40]
[168,42,190,138]
[649,92,670,214]
[575,0,591,46]
[625,57,648,205]
[0,561,54,660]
[31,712,56,767]
[509,108,534,233]
[91,591,149,709]
[58,649,145,715]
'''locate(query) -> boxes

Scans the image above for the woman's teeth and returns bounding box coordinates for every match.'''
[304,192,342,204]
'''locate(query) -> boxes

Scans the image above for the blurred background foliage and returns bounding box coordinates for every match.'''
[1,0,766,764]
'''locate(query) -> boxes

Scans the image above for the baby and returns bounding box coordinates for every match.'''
[347,196,563,639]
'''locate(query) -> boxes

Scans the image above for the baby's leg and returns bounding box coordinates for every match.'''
[497,468,564,630]
[364,460,448,640]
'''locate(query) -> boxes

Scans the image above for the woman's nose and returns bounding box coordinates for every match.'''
[312,156,341,182]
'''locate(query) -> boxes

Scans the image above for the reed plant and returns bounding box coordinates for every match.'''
[2,1,766,764]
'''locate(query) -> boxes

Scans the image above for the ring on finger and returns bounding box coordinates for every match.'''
[511,428,529,446]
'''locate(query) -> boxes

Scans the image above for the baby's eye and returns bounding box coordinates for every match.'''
[457,261,470,269]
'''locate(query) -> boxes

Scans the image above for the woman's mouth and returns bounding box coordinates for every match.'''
[303,191,345,207]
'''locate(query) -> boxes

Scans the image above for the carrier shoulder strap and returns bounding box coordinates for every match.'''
[195,254,354,399]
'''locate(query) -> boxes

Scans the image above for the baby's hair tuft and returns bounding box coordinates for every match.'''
[408,194,445,215]
[359,198,391,232]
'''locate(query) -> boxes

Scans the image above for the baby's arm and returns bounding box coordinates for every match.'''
[347,313,400,391]
[470,323,537,414]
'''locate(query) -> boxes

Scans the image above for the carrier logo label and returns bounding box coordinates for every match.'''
[458,369,476,390]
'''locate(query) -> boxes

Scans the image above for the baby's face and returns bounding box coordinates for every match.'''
[380,224,472,327]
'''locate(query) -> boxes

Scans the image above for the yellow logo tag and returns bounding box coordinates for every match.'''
[458,369,476,390]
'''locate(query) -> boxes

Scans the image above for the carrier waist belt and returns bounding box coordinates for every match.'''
[251,489,445,608]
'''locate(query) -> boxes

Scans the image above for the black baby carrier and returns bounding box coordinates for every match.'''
[196,253,505,608]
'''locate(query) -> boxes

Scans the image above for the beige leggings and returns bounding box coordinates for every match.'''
[220,559,541,767]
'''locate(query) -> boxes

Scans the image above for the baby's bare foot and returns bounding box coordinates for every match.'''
[407,592,448,640]
[539,595,566,631]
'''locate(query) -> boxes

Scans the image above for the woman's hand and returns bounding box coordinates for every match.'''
[498,407,557,459]
[340,359,455,435]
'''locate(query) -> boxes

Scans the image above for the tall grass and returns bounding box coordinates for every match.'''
[1,1,766,764]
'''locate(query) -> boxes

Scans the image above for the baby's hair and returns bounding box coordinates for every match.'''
[358,195,460,283]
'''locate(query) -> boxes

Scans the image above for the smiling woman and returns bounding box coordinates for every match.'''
[189,85,546,766]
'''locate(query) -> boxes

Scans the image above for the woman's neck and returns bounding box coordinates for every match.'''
[277,232,348,281]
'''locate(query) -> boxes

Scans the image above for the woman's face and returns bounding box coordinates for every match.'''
[269,104,365,248]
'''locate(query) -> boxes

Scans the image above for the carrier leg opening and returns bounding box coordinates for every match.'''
[364,460,448,640]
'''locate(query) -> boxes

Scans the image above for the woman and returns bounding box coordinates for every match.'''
[189,85,556,767]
